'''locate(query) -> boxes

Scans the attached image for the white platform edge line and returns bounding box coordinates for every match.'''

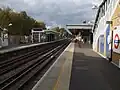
[93,50,120,68]
[32,42,72,90]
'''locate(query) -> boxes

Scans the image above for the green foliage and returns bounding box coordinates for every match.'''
[52,27,68,37]
[0,7,46,35]
[52,27,66,33]
[52,27,60,32]
[33,21,46,29]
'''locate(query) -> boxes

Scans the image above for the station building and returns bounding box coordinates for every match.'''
[93,0,120,67]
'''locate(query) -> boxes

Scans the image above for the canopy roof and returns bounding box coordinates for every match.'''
[66,24,93,30]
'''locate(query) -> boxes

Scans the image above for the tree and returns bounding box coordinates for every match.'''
[33,21,46,29]
[0,7,12,29]
[59,28,65,33]
[0,7,46,36]
[52,27,60,32]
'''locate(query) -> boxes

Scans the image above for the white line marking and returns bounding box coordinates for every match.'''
[32,42,72,90]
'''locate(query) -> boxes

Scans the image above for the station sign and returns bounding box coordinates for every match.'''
[113,26,120,54]
[114,34,119,49]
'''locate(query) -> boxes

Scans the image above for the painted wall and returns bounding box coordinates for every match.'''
[111,1,120,66]
[93,0,119,56]
[93,15,106,52]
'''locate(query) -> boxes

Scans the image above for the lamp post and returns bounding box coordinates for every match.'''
[8,23,12,27]
[8,23,12,45]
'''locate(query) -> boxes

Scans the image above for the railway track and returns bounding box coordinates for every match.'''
[0,45,58,75]
[0,40,70,90]
[0,42,60,65]
[0,41,64,75]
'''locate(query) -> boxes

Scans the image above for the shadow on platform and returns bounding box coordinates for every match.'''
[69,43,120,90]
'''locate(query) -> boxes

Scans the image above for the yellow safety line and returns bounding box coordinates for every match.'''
[53,58,66,90]
[53,46,74,90]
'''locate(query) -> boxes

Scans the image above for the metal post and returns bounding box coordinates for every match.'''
[32,30,33,43]
[50,34,51,42]
[39,32,41,42]
[109,30,113,62]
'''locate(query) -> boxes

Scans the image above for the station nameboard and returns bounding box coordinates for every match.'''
[113,26,120,54]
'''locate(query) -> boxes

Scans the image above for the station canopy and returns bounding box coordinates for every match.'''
[66,24,93,35]
[66,24,93,30]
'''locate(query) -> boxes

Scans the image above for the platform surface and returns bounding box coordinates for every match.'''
[33,42,120,90]
[32,42,74,90]
[70,43,120,90]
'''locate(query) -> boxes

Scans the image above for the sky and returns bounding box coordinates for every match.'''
[0,0,102,27]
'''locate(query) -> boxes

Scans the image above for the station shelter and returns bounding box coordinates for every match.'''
[31,28,44,43]
[31,28,61,43]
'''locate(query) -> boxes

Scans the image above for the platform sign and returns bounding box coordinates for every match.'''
[114,34,119,49]
[113,26,120,54]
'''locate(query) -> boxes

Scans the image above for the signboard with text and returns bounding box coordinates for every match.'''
[113,26,120,54]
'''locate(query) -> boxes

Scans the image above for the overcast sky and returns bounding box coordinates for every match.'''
[0,0,102,27]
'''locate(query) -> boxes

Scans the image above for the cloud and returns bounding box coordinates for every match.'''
[0,0,102,26]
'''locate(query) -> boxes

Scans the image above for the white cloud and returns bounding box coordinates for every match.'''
[23,0,36,6]
[0,0,102,26]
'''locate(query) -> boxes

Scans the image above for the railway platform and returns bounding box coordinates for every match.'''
[33,42,120,90]
[0,43,44,54]
[0,39,67,54]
